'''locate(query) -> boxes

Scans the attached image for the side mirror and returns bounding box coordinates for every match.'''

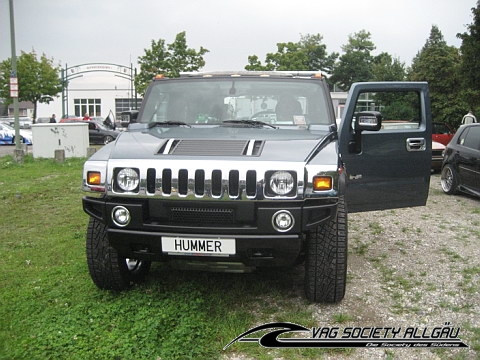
[121,110,139,126]
[349,111,383,154]
[355,111,382,132]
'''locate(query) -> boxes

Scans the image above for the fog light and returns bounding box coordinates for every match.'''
[272,210,294,232]
[112,206,131,227]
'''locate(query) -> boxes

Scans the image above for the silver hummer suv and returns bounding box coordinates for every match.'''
[82,72,432,303]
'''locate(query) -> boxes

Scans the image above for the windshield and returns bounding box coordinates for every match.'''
[139,77,332,126]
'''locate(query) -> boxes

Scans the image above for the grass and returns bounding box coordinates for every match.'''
[0,155,330,360]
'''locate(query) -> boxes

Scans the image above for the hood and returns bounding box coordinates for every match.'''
[108,125,332,162]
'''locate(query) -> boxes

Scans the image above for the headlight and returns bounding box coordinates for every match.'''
[116,168,139,192]
[267,171,296,196]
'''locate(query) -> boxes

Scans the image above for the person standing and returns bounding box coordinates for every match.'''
[49,114,56,123]
[83,113,91,121]
[462,111,477,124]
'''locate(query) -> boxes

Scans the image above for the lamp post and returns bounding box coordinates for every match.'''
[9,0,23,161]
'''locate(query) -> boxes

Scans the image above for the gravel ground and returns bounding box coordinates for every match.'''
[310,174,480,359]
[226,174,480,360]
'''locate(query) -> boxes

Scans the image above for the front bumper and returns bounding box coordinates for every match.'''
[83,196,338,266]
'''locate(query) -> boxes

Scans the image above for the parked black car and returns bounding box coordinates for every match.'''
[87,120,120,145]
[441,123,480,198]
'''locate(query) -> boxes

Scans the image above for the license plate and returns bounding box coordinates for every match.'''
[162,236,236,256]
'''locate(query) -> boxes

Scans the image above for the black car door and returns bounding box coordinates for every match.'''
[88,122,100,144]
[457,125,480,192]
[339,82,432,213]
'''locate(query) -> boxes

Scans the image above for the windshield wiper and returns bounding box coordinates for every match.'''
[221,120,277,129]
[149,121,192,128]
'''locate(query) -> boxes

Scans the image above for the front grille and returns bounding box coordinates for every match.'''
[169,207,234,224]
[146,168,260,199]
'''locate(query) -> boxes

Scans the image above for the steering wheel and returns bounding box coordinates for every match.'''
[251,110,276,120]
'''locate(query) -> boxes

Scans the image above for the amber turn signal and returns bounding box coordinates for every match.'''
[87,171,101,185]
[313,176,332,191]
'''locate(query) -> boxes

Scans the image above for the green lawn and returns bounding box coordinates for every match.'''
[0,155,326,360]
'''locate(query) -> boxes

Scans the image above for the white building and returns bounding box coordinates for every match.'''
[37,63,141,122]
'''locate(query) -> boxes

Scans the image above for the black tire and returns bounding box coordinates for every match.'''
[304,196,347,303]
[103,135,114,145]
[440,164,459,195]
[86,217,151,290]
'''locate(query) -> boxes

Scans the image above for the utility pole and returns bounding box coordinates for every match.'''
[9,0,24,162]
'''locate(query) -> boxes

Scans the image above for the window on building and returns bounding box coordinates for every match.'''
[115,98,142,117]
[74,98,101,117]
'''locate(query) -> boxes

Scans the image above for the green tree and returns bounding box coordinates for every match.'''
[408,25,463,127]
[245,33,338,73]
[457,0,480,114]
[135,31,209,95]
[330,30,376,90]
[371,52,406,81]
[0,50,62,120]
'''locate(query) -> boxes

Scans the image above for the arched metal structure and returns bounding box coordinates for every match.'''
[61,62,138,117]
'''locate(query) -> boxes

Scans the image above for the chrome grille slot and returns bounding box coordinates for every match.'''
[246,170,257,197]
[146,168,156,194]
[195,170,205,196]
[212,170,222,197]
[178,169,188,195]
[229,170,239,197]
[162,169,172,194]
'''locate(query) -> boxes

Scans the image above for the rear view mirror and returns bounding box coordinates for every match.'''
[121,110,139,126]
[355,111,382,132]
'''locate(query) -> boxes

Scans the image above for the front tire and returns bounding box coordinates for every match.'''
[86,217,151,290]
[441,164,459,195]
[103,135,114,144]
[304,196,347,303]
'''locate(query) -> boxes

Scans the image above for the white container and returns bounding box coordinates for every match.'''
[31,123,89,158]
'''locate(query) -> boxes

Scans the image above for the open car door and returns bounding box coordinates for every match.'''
[338,82,432,213]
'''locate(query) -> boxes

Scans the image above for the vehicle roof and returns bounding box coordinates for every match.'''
[159,71,326,80]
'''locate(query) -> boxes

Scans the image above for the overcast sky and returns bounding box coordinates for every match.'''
[0,0,477,72]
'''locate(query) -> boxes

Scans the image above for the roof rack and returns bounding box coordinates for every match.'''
[179,71,325,78]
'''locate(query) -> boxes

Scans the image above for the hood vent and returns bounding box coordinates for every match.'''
[158,139,264,156]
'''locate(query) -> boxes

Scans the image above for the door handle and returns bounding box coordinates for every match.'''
[406,138,426,152]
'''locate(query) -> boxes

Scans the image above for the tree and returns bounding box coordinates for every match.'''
[135,31,209,95]
[408,25,463,127]
[457,0,480,113]
[330,30,376,90]
[371,52,406,81]
[0,50,62,121]
[245,33,338,73]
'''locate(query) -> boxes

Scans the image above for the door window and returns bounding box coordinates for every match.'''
[460,126,480,150]
[353,91,422,132]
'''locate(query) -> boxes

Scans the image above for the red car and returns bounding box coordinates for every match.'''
[432,122,455,146]
[59,115,83,123]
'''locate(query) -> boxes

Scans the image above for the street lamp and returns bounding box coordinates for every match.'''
[8,0,23,161]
